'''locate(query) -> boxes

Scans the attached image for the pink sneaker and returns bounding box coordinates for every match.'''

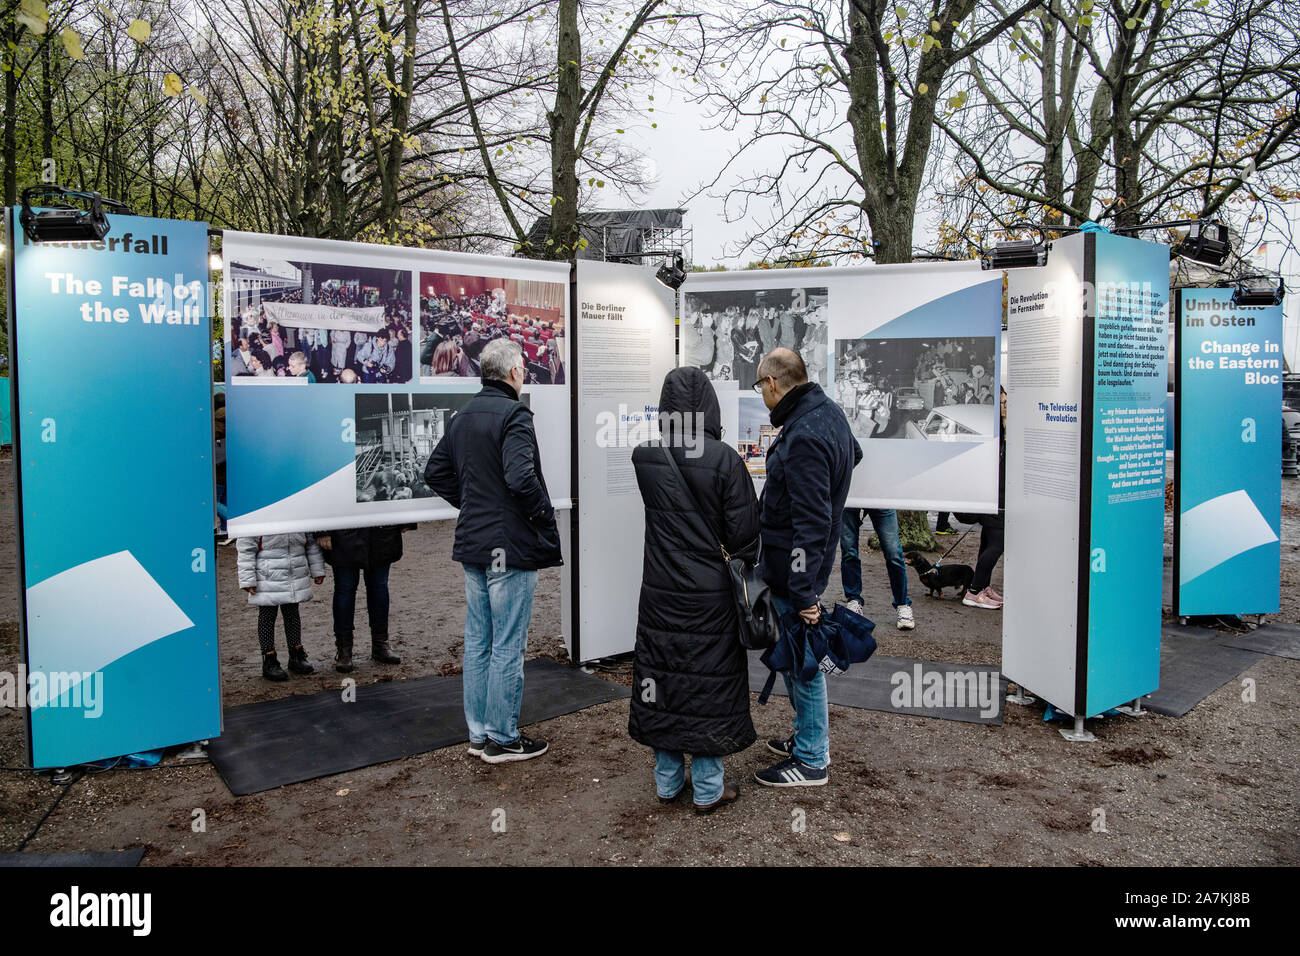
[963,588,1002,609]
[985,586,1003,602]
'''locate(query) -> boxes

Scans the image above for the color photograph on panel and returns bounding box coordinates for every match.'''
[228,256,413,384]
[418,271,565,385]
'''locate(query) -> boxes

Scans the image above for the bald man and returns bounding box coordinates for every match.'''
[750,347,861,788]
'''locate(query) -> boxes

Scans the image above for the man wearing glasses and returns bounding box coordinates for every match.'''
[424,338,562,764]
[750,348,862,788]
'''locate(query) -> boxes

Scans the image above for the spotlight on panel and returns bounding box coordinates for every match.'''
[981,239,1048,271]
[1170,221,1231,266]
[18,186,134,243]
[655,253,687,290]
[1230,275,1285,308]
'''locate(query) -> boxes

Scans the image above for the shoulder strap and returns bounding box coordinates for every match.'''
[658,441,727,559]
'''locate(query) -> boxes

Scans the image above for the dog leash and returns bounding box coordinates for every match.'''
[934,524,976,567]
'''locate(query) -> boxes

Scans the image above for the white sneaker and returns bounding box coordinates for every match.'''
[845,599,865,616]
[896,605,915,630]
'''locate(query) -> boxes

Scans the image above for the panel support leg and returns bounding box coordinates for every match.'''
[1059,716,1097,742]
[1005,682,1036,706]
[1115,697,1146,717]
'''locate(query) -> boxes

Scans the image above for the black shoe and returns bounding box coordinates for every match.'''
[262,653,289,682]
[287,645,315,675]
[767,736,794,758]
[370,634,401,665]
[334,632,354,674]
[695,782,740,815]
[480,734,548,764]
[766,737,831,766]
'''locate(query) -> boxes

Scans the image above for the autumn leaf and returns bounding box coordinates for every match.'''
[188,85,207,107]
[60,26,84,60]
[163,72,183,97]
[17,0,49,35]
[128,19,151,44]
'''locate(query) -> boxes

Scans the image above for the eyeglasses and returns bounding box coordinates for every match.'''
[750,376,771,394]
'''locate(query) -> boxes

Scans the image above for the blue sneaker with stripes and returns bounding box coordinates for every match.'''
[755,757,828,787]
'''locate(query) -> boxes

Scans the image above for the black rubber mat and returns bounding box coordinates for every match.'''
[749,653,1006,725]
[1214,621,1300,661]
[1145,626,1264,717]
[208,658,630,795]
[0,849,145,867]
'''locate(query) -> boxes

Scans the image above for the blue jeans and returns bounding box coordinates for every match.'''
[331,564,391,634]
[839,508,910,608]
[462,564,538,746]
[772,594,829,769]
[654,750,724,806]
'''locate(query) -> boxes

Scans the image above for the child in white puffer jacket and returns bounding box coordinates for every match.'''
[237,533,326,681]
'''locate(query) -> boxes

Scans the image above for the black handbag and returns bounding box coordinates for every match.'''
[659,443,781,650]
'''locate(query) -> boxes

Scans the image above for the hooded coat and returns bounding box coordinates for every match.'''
[627,367,759,756]
[237,533,326,607]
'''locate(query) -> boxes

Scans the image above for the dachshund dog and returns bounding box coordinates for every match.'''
[904,551,975,599]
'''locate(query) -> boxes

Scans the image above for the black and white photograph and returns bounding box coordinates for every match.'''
[228,258,413,384]
[681,286,829,387]
[352,391,529,503]
[419,271,565,385]
[833,336,998,443]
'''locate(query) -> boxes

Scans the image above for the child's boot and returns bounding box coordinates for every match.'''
[334,632,354,673]
[371,629,401,665]
[287,644,315,675]
[262,652,289,682]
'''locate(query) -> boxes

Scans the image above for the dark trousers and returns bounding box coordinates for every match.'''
[257,604,302,655]
[970,514,1005,592]
[332,564,391,635]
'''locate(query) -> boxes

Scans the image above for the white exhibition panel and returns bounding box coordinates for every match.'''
[1002,235,1085,713]
[223,231,571,536]
[572,261,678,661]
[680,262,1003,512]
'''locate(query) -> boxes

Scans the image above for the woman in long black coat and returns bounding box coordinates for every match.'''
[629,367,760,813]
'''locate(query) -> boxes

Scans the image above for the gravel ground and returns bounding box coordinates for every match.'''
[1,451,1296,865]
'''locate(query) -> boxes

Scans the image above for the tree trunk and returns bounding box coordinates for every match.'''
[548,0,581,261]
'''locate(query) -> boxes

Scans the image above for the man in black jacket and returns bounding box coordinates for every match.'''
[752,347,862,787]
[424,338,562,764]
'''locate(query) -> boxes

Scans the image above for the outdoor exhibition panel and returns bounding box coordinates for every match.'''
[1004,231,1168,718]
[222,232,571,536]
[6,211,220,767]
[570,260,678,662]
[680,262,1003,511]
[1173,288,1282,617]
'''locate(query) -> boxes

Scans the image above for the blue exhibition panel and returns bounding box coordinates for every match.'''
[1083,232,1168,716]
[1175,288,1282,617]
[8,211,220,767]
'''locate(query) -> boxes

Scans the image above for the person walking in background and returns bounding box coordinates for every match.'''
[964,387,1007,610]
[424,338,562,764]
[752,348,861,787]
[628,367,759,814]
[839,508,914,630]
[237,533,326,682]
[316,525,412,672]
